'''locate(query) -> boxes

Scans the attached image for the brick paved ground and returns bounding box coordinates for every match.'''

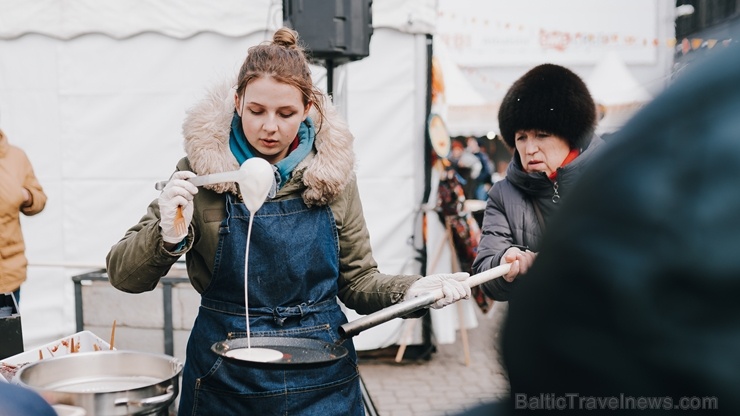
[358,302,510,416]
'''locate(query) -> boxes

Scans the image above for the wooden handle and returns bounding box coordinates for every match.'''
[465,263,512,290]
[419,262,512,304]
[338,263,511,339]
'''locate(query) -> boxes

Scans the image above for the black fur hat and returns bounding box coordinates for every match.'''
[498,63,596,150]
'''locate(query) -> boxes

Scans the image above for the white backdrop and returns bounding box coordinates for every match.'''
[436,0,660,66]
[435,0,676,136]
[0,0,456,350]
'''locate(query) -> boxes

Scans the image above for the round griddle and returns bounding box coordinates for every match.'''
[212,336,349,368]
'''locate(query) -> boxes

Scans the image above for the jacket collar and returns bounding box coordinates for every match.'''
[181,78,355,206]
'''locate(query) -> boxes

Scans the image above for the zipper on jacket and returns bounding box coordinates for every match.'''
[552,180,561,203]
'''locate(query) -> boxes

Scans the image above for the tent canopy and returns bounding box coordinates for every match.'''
[586,51,653,134]
[0,0,438,349]
[587,51,652,107]
[432,38,497,137]
[0,0,436,40]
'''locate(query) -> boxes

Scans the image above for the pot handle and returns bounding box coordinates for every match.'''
[338,263,511,339]
[114,385,174,408]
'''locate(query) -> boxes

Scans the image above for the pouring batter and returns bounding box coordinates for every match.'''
[106,27,470,416]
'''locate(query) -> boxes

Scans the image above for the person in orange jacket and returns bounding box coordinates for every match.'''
[0,128,47,304]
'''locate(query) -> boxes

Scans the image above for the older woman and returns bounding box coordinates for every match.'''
[472,63,604,301]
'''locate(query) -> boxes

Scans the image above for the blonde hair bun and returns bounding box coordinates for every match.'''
[273,27,300,50]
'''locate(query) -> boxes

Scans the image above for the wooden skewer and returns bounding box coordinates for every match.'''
[110,320,116,350]
[174,206,187,236]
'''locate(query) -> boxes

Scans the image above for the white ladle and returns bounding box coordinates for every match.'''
[155,159,274,211]
[234,158,275,213]
[155,162,253,191]
[156,158,280,362]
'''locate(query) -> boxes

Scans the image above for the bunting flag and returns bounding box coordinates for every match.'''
[438,9,735,53]
[678,36,734,55]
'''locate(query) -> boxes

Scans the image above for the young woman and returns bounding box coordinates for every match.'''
[472,63,605,301]
[106,28,469,415]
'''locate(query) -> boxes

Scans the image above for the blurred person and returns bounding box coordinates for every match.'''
[466,136,494,201]
[0,382,57,416]
[499,41,740,414]
[106,27,470,416]
[490,134,514,183]
[0,126,47,305]
[449,138,482,199]
[471,64,604,301]
[490,159,509,183]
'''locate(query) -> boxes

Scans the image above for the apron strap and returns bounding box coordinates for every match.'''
[201,297,337,326]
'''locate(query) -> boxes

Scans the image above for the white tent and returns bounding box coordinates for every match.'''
[434,0,675,136]
[587,51,653,106]
[1,0,479,352]
[432,38,498,137]
[587,51,653,134]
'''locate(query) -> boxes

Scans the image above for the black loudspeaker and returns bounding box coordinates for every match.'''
[283,0,373,64]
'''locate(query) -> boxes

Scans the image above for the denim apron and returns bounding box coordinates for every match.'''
[178,195,363,416]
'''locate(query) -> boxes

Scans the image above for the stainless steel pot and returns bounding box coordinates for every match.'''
[13,350,182,416]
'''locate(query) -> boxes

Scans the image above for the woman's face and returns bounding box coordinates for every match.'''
[235,76,311,164]
[515,129,571,176]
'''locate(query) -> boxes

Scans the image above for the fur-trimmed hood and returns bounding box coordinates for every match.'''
[181,78,355,206]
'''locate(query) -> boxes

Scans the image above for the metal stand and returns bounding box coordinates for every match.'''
[72,270,188,357]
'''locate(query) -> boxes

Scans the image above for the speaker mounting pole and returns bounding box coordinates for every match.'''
[326,59,334,102]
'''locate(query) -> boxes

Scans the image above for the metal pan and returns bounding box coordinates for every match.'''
[212,336,348,369]
[211,264,511,368]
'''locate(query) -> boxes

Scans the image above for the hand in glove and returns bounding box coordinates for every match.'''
[405,272,471,309]
[158,171,198,244]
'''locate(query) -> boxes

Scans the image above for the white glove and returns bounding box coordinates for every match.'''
[405,272,471,309]
[158,171,198,244]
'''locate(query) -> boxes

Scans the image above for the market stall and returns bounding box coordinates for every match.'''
[0,0,466,354]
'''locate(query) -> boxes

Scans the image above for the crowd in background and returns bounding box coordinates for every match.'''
[449,135,512,202]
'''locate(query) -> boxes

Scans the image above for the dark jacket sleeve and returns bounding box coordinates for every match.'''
[106,161,194,293]
[333,179,420,315]
[105,198,193,293]
[472,182,519,301]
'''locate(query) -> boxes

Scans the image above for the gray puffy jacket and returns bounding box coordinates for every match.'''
[472,135,604,301]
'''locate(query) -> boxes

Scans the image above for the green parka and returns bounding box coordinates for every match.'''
[106,79,420,315]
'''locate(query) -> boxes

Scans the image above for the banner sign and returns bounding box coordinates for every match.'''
[437,0,659,66]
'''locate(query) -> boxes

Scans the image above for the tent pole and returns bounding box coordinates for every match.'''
[326,59,334,101]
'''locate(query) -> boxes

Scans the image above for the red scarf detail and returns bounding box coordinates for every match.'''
[287,135,300,154]
[548,148,580,180]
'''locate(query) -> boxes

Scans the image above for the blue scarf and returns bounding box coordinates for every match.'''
[229,112,315,188]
